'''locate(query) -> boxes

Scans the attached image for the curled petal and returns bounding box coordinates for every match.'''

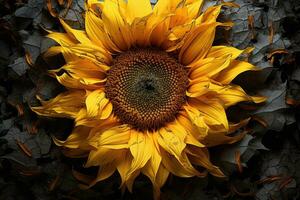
[160,149,204,177]
[59,19,93,45]
[47,32,76,46]
[187,98,229,130]
[153,165,169,200]
[53,126,91,149]
[186,146,225,177]
[31,90,86,119]
[85,90,113,119]
[215,60,260,84]
[216,84,267,107]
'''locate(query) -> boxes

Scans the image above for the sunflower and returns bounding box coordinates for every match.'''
[32,0,266,198]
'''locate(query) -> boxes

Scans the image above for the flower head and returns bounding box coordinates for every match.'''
[32,0,266,198]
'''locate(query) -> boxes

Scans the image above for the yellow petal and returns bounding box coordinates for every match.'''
[153,165,169,200]
[85,10,120,53]
[59,19,93,45]
[88,162,118,188]
[76,109,119,129]
[179,23,213,65]
[187,77,211,97]
[189,54,231,80]
[201,130,246,147]
[215,60,260,84]
[180,19,234,65]
[188,98,229,130]
[188,78,227,98]
[86,0,103,9]
[49,60,108,86]
[31,90,85,118]
[216,84,267,107]
[183,105,209,135]
[150,16,171,47]
[86,148,116,167]
[126,0,152,23]
[160,149,202,177]
[153,0,181,15]
[47,32,76,46]
[102,0,132,50]
[44,46,76,63]
[177,112,207,141]
[186,0,204,20]
[127,131,152,180]
[157,127,186,159]
[68,44,111,64]
[125,170,140,192]
[116,151,132,187]
[88,116,120,137]
[165,22,193,52]
[46,43,111,65]
[166,4,232,53]
[141,134,162,184]
[54,73,81,89]
[85,90,113,119]
[185,133,205,148]
[139,12,171,47]
[53,126,90,149]
[55,73,103,90]
[75,108,99,127]
[160,0,200,31]
[179,22,229,65]
[206,46,250,60]
[169,7,189,28]
[130,15,150,46]
[94,163,116,182]
[177,3,233,64]
[198,3,238,24]
[89,125,131,149]
[187,146,225,177]
[158,126,205,177]
[151,0,192,48]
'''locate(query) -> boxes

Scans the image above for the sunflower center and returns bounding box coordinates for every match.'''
[105,49,188,131]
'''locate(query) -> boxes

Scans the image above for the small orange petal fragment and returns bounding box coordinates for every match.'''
[248,15,256,41]
[16,139,32,157]
[26,121,39,135]
[256,175,283,184]
[267,49,289,59]
[235,151,243,173]
[25,51,34,67]
[72,168,94,185]
[279,177,293,190]
[16,104,24,116]
[46,0,58,17]
[251,116,268,128]
[48,175,60,191]
[268,21,274,44]
[286,98,300,106]
[231,185,254,197]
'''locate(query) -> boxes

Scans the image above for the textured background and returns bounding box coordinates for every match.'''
[0,0,300,199]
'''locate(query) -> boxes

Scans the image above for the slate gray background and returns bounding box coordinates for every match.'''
[0,0,300,199]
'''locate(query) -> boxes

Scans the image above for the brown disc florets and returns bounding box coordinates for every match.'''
[105,48,188,131]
